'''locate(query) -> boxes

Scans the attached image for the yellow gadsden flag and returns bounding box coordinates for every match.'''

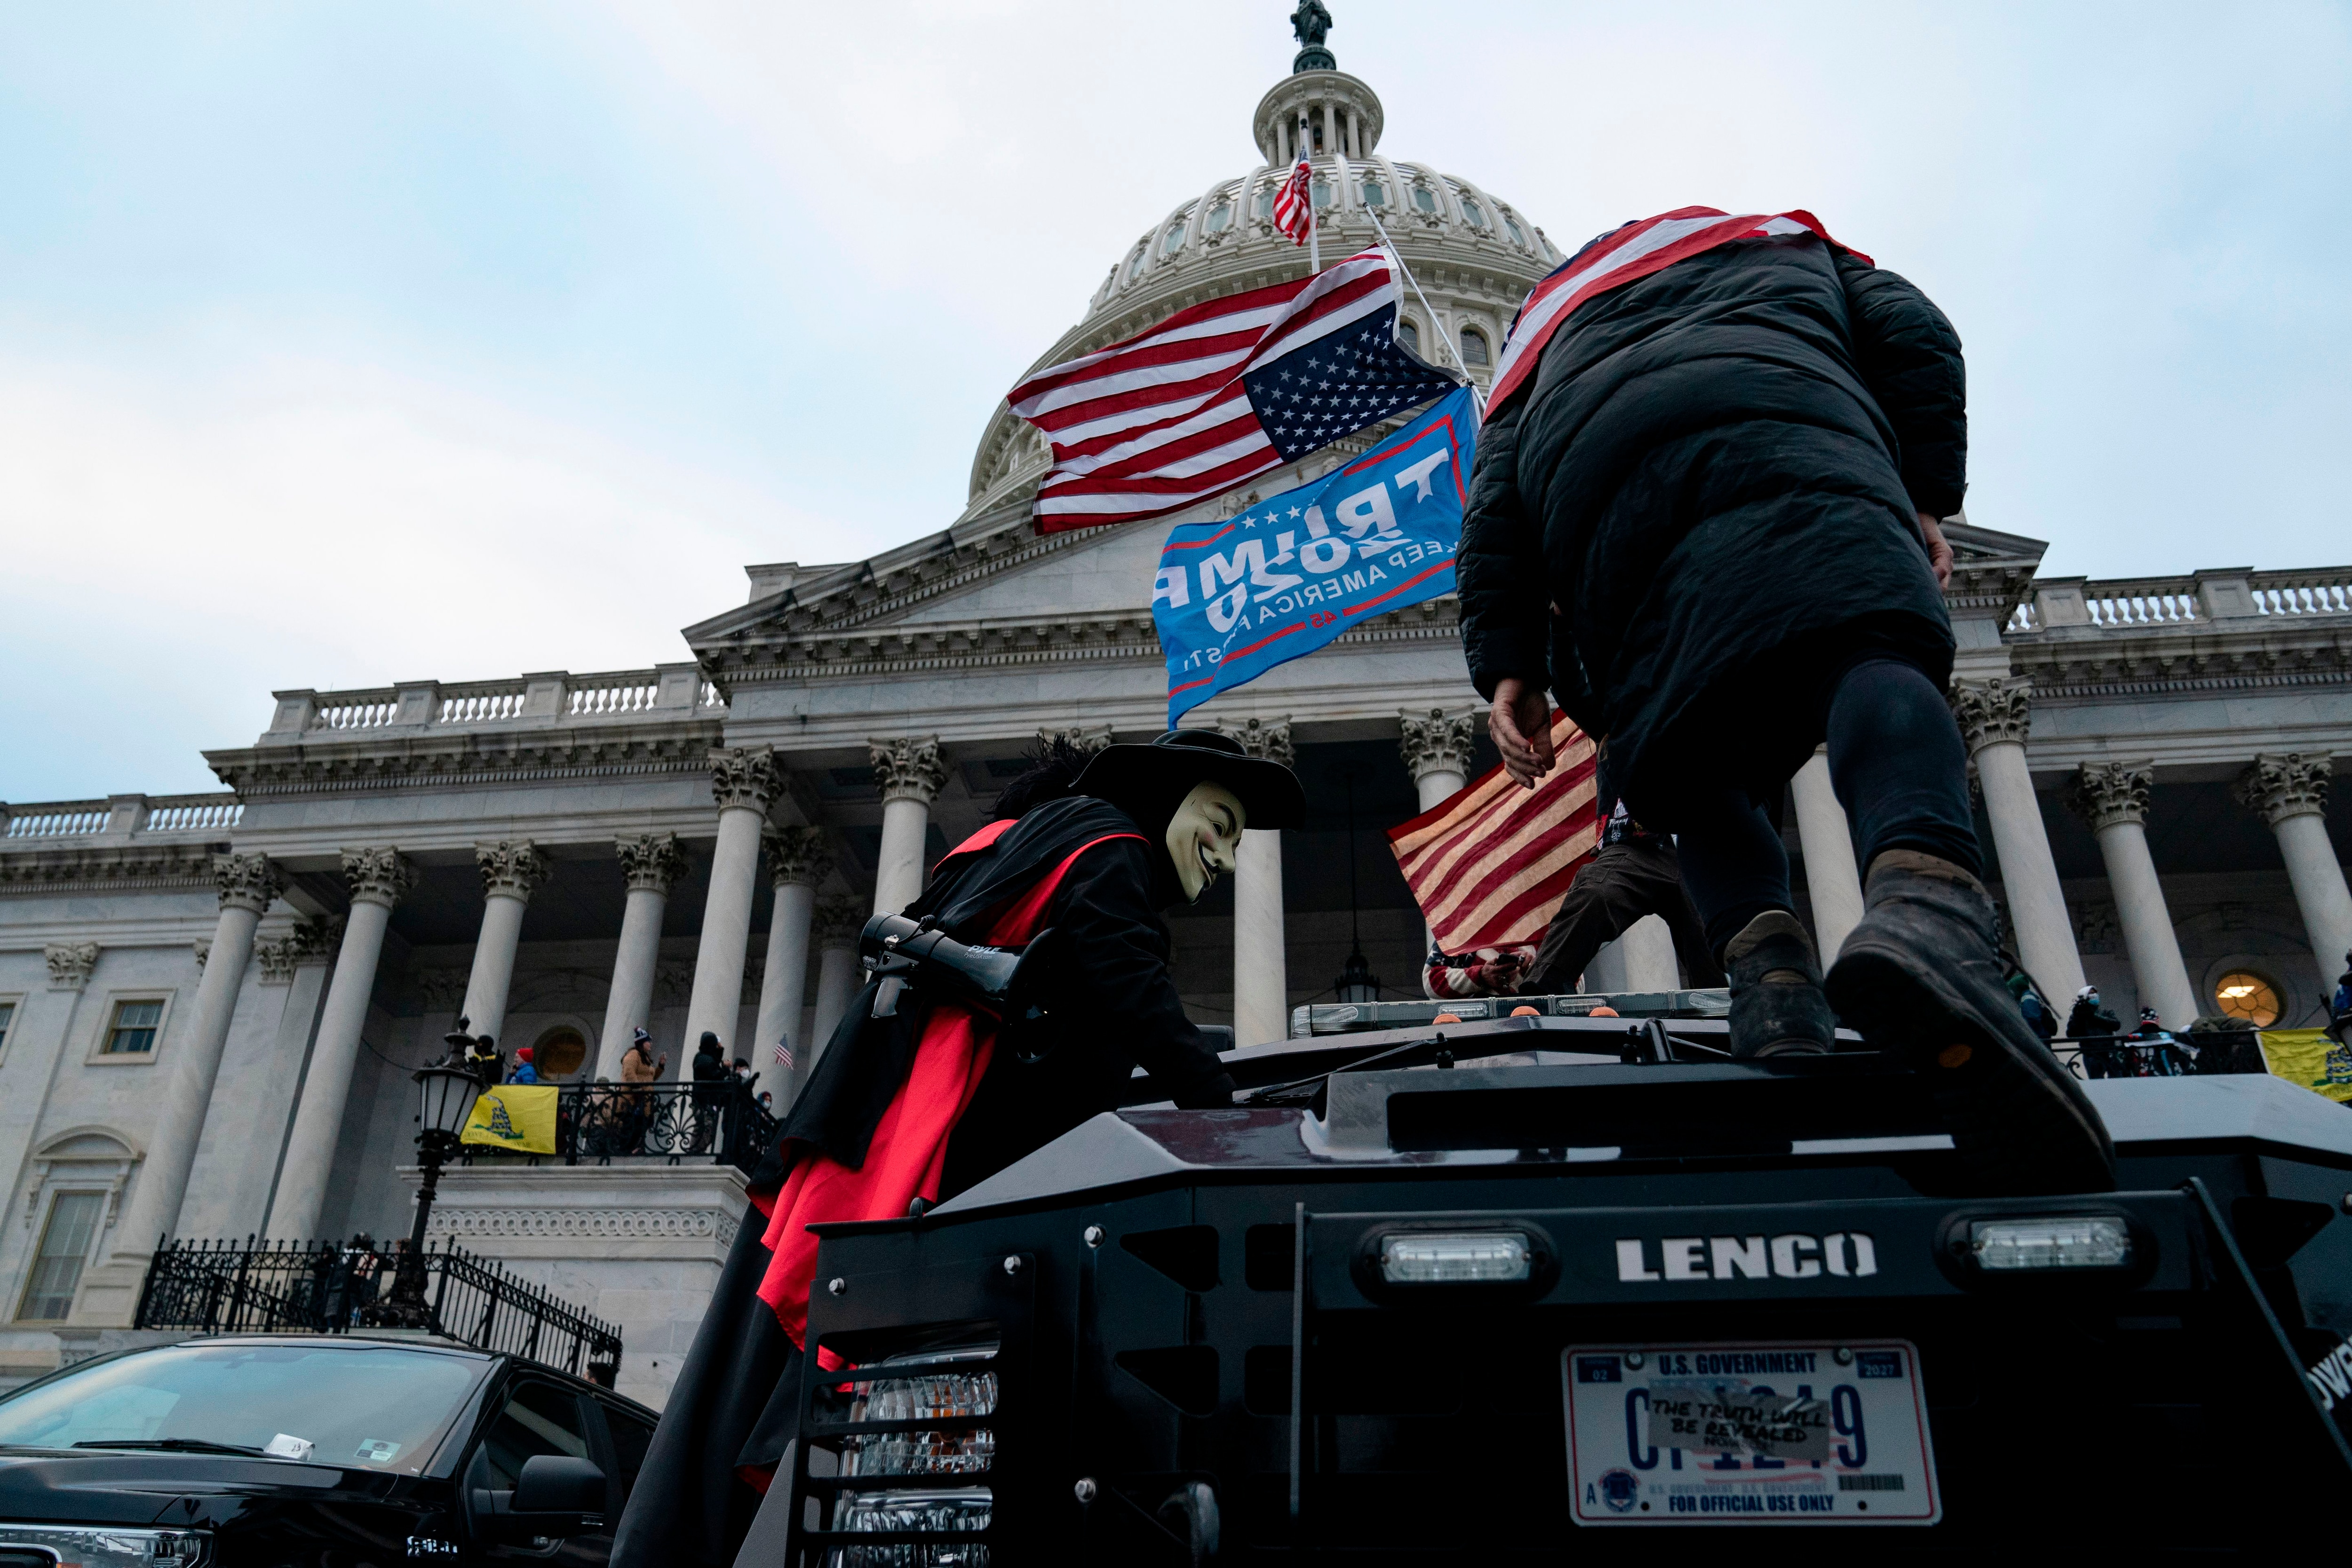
[2257,1029,2352,1105]
[461,1084,559,1154]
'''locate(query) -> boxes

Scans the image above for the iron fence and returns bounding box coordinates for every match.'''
[133,1234,623,1387]
[514,1081,779,1168]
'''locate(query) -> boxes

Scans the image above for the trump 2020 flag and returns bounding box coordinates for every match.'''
[1153,386,1476,726]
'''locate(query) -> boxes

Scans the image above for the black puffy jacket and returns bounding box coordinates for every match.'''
[1456,231,1966,820]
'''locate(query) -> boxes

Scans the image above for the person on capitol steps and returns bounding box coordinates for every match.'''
[611,730,1304,1568]
[1455,204,2114,1197]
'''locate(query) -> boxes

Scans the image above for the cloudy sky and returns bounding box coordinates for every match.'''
[4,1,2347,801]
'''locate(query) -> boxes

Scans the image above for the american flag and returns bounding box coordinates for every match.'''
[1008,249,1460,533]
[772,1036,793,1071]
[1488,207,1868,417]
[1270,157,1313,247]
[1388,712,1599,956]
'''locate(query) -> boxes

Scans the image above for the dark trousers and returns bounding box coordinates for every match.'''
[1524,838,1727,993]
[1672,656,1983,955]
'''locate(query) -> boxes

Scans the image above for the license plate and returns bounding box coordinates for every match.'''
[1562,1341,1940,1525]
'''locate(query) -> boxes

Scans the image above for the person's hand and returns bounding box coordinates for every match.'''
[1917,512,1954,591]
[1490,676,1555,790]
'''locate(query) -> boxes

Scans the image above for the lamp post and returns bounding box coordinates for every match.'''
[363,1052,482,1330]
[1333,767,1382,1003]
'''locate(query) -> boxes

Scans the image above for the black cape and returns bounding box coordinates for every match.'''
[609,794,1234,1568]
[1456,231,1966,822]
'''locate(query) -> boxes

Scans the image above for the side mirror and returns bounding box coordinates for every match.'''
[478,1455,606,1539]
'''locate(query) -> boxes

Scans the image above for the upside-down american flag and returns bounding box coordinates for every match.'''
[1487,206,1868,418]
[1006,248,1460,533]
[1388,713,1600,957]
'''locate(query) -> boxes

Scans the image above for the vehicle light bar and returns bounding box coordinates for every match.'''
[1379,1231,1532,1284]
[1969,1216,2132,1271]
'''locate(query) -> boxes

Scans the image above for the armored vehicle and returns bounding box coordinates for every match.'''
[772,1008,2352,1561]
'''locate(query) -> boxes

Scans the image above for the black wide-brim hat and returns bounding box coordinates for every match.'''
[1073,729,1306,831]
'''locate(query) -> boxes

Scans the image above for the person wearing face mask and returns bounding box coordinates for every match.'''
[609,731,1304,1568]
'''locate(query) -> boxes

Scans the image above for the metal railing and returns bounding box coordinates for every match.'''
[133,1234,623,1386]
[2047,1028,2266,1082]
[449,1082,780,1170]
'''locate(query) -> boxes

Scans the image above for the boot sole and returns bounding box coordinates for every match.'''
[1827,943,2117,1196]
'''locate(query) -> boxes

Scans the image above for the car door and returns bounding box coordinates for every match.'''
[464,1376,611,1566]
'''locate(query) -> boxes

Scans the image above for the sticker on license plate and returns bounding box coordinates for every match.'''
[1562,1341,1939,1524]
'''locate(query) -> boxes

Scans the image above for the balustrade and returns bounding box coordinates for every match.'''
[1,794,243,841]
[2007,566,2352,636]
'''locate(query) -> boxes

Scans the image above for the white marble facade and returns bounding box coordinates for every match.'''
[4,62,2350,1404]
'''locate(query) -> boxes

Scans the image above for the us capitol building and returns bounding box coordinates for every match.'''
[4,46,2348,1408]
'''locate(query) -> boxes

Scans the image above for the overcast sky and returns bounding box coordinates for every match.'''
[4,1,2347,802]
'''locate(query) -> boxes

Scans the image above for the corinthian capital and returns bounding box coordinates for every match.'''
[763,825,833,888]
[2235,753,2334,827]
[1949,677,2031,755]
[2067,760,2155,832]
[45,941,98,991]
[1037,726,1112,758]
[1223,716,1295,768]
[710,746,784,813]
[213,852,283,915]
[813,894,866,947]
[342,846,416,909]
[869,736,948,805]
[476,839,552,901]
[616,832,688,894]
[1398,708,1478,782]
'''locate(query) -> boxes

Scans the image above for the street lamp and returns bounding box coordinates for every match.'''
[363,1051,482,1330]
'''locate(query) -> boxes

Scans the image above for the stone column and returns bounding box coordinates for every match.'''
[460,840,551,1048]
[870,737,949,915]
[266,847,413,1242]
[1228,718,1294,1046]
[2067,762,2199,1027]
[808,895,866,1070]
[1790,747,1866,960]
[1950,678,2085,999]
[111,853,280,1259]
[755,826,830,1103]
[595,833,686,1081]
[2236,754,2352,993]
[1399,708,1477,957]
[683,748,783,1056]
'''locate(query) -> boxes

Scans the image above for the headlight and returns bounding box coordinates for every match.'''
[1379,1231,1532,1284]
[1969,1217,2132,1271]
[0,1526,210,1568]
[842,1349,998,1478]
[834,1488,990,1565]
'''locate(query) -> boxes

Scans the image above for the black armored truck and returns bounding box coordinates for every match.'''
[770,1007,2352,1561]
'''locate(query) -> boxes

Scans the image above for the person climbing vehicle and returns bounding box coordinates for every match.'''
[610,729,1305,1568]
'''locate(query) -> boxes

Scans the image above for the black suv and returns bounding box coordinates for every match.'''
[0,1334,657,1566]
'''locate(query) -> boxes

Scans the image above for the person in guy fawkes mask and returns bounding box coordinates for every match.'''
[611,729,1304,1568]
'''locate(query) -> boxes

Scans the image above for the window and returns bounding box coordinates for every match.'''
[604,1406,656,1502]
[1361,179,1386,207]
[1125,248,1146,282]
[1461,198,1487,228]
[479,1381,592,1491]
[1162,222,1187,256]
[0,998,16,1061]
[1398,318,1421,353]
[1311,178,1332,209]
[1412,185,1438,214]
[17,1191,103,1321]
[1203,201,1231,234]
[1504,215,1527,246]
[103,999,162,1056]
[1461,327,1490,367]
[2214,971,2282,1027]
[1253,186,1274,220]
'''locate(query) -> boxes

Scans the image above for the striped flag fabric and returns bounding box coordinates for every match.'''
[772,1037,793,1071]
[1387,712,1599,956]
[1487,207,1869,418]
[1271,157,1313,246]
[1006,248,1460,534]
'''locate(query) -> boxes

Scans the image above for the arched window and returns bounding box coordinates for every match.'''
[1163,223,1187,256]
[1412,185,1438,214]
[1204,201,1232,234]
[1253,185,1275,220]
[1398,317,1421,353]
[532,1026,589,1080]
[1361,179,1386,207]
[2214,971,2283,1027]
[1311,178,1333,209]
[1504,215,1527,247]
[1125,248,1146,283]
[1461,198,1487,229]
[1460,327,1490,367]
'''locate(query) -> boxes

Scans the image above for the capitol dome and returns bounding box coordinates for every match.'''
[964,56,1565,511]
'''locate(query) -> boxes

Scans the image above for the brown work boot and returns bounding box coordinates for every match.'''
[1826,851,2116,1194]
[1723,911,1835,1058]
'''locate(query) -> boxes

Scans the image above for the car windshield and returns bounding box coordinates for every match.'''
[0,1342,486,1475]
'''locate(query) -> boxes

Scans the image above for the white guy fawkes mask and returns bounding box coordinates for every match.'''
[1166,782,1246,904]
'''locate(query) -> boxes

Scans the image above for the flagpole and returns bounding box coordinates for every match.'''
[1298,112,1319,273]
[1360,203,1485,418]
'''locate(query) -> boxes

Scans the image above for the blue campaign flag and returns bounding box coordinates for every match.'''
[1152,387,1478,727]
